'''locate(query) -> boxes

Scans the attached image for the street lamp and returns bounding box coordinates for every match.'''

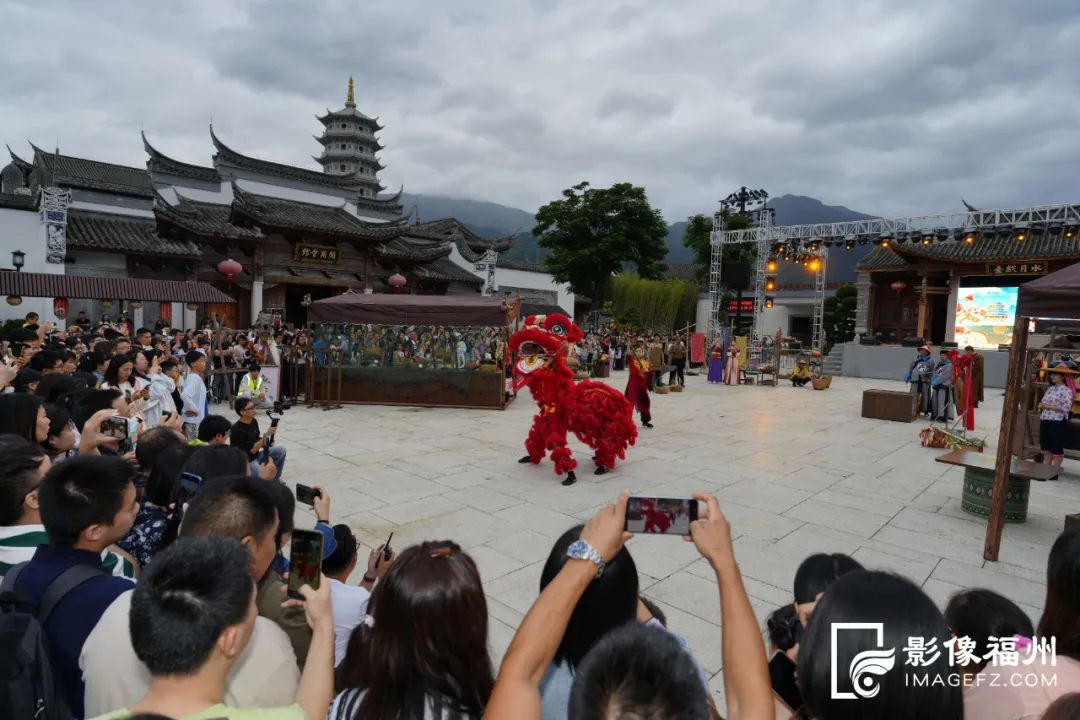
[11,250,25,272]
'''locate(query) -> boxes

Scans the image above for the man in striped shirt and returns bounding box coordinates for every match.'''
[0,435,137,580]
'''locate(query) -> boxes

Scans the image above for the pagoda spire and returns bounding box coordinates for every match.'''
[345,76,356,108]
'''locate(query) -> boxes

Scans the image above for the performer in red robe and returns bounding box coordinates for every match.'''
[625,346,653,428]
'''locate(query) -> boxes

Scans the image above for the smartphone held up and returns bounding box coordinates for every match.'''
[624,496,698,536]
[287,529,324,599]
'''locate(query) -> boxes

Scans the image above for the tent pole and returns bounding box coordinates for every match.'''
[984,314,1030,561]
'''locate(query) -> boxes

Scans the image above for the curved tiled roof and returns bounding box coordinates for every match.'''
[143,132,221,184]
[153,188,264,241]
[68,209,201,257]
[30,143,153,198]
[0,271,233,303]
[411,258,484,284]
[410,218,515,262]
[0,191,36,210]
[375,237,453,263]
[210,125,374,191]
[316,108,383,131]
[856,247,915,271]
[231,183,405,239]
[857,234,1080,271]
[496,258,546,273]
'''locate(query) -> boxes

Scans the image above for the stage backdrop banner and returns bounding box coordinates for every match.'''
[690,332,706,364]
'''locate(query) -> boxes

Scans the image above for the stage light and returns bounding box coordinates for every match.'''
[963,232,976,244]
[1014,222,1028,242]
[935,227,949,241]
[879,237,890,248]
[807,258,821,272]
[1067,228,1076,239]
[766,259,778,273]
[1048,223,1063,235]
[921,235,932,245]
[844,240,854,251]
[809,240,820,252]
[765,277,776,291]
[764,296,775,309]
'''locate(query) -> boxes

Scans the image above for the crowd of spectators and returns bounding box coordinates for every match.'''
[1,313,1079,720]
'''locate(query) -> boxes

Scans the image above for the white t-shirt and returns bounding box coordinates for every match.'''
[328,578,371,666]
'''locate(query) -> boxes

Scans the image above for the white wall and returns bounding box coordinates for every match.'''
[0,204,62,324]
[445,246,575,314]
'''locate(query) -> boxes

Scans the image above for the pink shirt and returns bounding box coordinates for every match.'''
[963,655,1080,720]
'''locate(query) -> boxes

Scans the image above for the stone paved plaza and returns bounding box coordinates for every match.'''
[267,371,1079,712]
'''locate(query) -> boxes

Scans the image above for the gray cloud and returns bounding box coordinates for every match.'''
[596,90,674,120]
[2,0,1079,222]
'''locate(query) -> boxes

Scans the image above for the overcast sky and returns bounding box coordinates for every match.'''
[4,0,1079,221]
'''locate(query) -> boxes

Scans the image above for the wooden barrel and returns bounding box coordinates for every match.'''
[960,467,1029,523]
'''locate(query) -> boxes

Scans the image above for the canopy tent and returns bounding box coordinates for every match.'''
[308,292,520,326]
[985,261,1080,560]
[1016,261,1080,320]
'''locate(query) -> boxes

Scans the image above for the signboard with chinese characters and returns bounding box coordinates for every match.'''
[985,261,1046,276]
[293,243,340,265]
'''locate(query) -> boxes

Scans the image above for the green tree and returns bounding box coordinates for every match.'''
[610,273,696,332]
[823,283,858,353]
[533,182,669,306]
[682,210,753,285]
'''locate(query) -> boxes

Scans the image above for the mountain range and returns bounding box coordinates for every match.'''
[402,191,877,284]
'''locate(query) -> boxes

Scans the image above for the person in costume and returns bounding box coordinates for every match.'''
[963,345,985,408]
[510,313,637,486]
[790,357,814,387]
[724,343,740,386]
[707,337,725,383]
[1039,363,1076,468]
[625,345,653,429]
[930,349,954,422]
[905,345,934,416]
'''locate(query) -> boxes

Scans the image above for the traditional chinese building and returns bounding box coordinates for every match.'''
[856,231,1080,345]
[0,79,575,328]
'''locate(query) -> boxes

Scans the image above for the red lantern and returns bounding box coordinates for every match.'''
[53,297,69,320]
[890,280,908,294]
[217,258,243,288]
[388,273,407,293]
[159,301,172,322]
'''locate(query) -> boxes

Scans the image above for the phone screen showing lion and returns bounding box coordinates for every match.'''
[625,496,697,535]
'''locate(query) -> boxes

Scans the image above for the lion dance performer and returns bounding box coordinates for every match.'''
[510,313,638,486]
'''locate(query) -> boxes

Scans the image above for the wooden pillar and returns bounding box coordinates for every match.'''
[984,313,1030,561]
[916,276,929,339]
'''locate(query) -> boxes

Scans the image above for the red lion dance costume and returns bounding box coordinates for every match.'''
[510,313,638,486]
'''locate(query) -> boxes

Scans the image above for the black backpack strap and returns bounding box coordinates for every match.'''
[37,564,107,624]
[0,561,29,595]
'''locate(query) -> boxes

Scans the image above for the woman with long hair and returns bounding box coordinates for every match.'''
[118,444,197,567]
[797,571,962,719]
[0,393,50,445]
[331,540,494,720]
[102,354,149,417]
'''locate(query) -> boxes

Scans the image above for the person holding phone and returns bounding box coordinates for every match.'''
[486,492,773,720]
[322,524,394,666]
[101,355,149,419]
[231,396,287,481]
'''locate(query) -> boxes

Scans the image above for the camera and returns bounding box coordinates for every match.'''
[266,398,295,428]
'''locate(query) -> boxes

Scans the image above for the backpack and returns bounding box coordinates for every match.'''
[0,562,106,720]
